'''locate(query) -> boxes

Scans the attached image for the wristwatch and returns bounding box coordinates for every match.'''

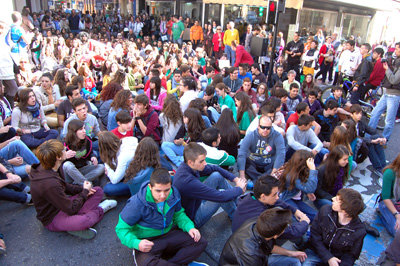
[394,212,400,217]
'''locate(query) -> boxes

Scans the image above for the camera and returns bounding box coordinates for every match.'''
[381,58,387,63]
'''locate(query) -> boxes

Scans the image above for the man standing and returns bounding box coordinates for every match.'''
[285,32,304,80]
[244,24,253,53]
[116,168,207,265]
[368,42,400,140]
[68,10,80,34]
[172,15,185,47]
[338,40,362,82]
[190,20,203,49]
[223,22,240,66]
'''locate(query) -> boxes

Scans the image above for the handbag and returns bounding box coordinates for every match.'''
[325,55,334,64]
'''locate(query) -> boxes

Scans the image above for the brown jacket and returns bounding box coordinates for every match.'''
[29,164,89,226]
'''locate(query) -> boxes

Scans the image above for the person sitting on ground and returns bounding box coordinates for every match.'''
[98,82,123,129]
[179,76,199,113]
[286,102,321,136]
[223,67,243,95]
[313,99,340,148]
[304,89,322,115]
[282,70,300,92]
[214,108,241,158]
[161,108,205,167]
[220,208,307,266]
[272,87,289,117]
[166,69,182,96]
[232,174,310,240]
[286,115,328,165]
[286,83,303,113]
[111,110,134,139]
[377,230,400,265]
[173,142,246,228]
[247,102,285,136]
[325,86,352,117]
[302,188,366,266]
[107,90,134,131]
[30,139,117,239]
[123,137,161,196]
[215,82,237,121]
[145,76,167,112]
[238,63,252,81]
[238,116,285,184]
[235,91,256,137]
[159,95,183,143]
[11,88,59,149]
[63,119,105,185]
[198,127,235,167]
[251,63,267,89]
[132,94,162,144]
[115,168,207,265]
[57,84,92,128]
[188,98,212,128]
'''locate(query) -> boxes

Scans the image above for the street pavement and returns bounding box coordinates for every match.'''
[1,124,399,266]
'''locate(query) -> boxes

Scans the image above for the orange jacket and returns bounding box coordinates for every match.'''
[190,25,204,41]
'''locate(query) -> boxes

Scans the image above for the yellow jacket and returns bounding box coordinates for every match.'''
[223,29,239,46]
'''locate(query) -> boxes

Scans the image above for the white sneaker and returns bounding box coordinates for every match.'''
[98,199,117,213]
[67,228,97,240]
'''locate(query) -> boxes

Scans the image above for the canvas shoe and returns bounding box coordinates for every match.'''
[67,228,97,240]
[98,199,117,214]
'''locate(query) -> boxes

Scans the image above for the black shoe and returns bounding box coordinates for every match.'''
[364,222,380,237]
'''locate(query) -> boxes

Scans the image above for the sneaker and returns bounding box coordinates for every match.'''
[23,186,30,193]
[246,180,254,190]
[25,194,34,206]
[98,199,117,214]
[188,262,209,266]
[67,228,97,240]
[395,118,400,123]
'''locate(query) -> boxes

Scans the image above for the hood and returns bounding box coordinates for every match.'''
[136,180,178,208]
[30,164,62,181]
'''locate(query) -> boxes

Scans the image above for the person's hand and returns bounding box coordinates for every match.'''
[9,136,20,143]
[295,210,310,224]
[235,177,247,193]
[21,128,31,134]
[323,141,330,148]
[0,125,11,134]
[91,157,98,166]
[87,187,96,196]
[328,257,341,266]
[54,99,63,108]
[44,124,50,131]
[380,138,387,145]
[138,239,154,252]
[66,150,76,159]
[104,167,108,176]
[352,86,358,91]
[395,215,400,231]
[289,251,307,262]
[138,83,144,89]
[383,62,388,70]
[7,173,21,184]
[188,228,201,242]
[174,138,184,146]
[8,156,23,166]
[306,157,316,170]
[83,180,92,191]
[307,193,316,202]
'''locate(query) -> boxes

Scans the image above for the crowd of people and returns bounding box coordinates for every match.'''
[0,7,400,266]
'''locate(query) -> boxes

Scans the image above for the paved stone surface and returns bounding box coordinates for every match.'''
[0,124,399,265]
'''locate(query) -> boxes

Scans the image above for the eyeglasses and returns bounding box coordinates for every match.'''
[259,125,272,130]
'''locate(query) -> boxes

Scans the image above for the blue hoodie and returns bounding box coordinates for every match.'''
[237,127,286,171]
[173,163,243,221]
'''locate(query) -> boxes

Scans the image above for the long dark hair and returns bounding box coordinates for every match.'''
[110,90,132,110]
[98,131,122,170]
[149,76,161,101]
[235,91,255,125]
[124,137,161,181]
[18,88,39,112]
[65,119,87,151]
[341,119,357,144]
[188,98,208,116]
[162,94,182,127]
[54,68,68,96]
[183,108,206,142]
[215,108,240,146]
[384,153,400,178]
[279,150,314,191]
[320,145,351,191]
[101,82,123,101]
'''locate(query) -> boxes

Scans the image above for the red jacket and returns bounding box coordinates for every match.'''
[367,58,386,87]
[234,45,254,67]
[212,32,224,52]
[318,44,334,66]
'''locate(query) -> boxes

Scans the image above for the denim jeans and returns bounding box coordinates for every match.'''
[285,199,317,222]
[161,142,184,167]
[245,157,274,182]
[0,175,28,203]
[63,162,105,185]
[20,128,59,148]
[173,38,182,46]
[224,45,236,66]
[368,94,400,140]
[286,145,329,166]
[268,254,301,266]
[0,140,39,177]
[368,143,386,171]
[302,248,324,266]
[194,172,237,228]
[379,200,397,236]
[208,106,220,123]
[104,182,130,197]
[313,198,332,210]
[0,127,16,143]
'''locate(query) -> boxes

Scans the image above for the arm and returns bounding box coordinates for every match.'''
[310,210,335,263]
[173,204,195,232]
[314,167,333,200]
[294,169,318,194]
[273,133,286,170]
[105,153,131,184]
[115,215,142,250]
[312,121,321,136]
[286,126,312,152]
[309,130,323,152]
[237,134,252,176]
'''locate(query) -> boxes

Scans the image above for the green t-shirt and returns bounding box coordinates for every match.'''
[239,111,253,133]
[198,57,206,67]
[382,168,396,200]
[172,21,185,41]
[219,94,237,121]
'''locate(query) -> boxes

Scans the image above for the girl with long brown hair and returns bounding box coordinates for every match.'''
[145,76,167,112]
[124,137,161,195]
[330,125,356,173]
[161,108,206,167]
[107,90,134,131]
[98,131,138,196]
[235,92,256,136]
[215,108,240,158]
[379,153,400,236]
[53,68,69,97]
[159,94,183,142]
[314,145,351,209]
[279,150,318,220]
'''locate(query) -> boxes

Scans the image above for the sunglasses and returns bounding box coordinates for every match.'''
[259,125,272,130]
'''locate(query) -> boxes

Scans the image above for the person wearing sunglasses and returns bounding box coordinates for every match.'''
[237,116,286,187]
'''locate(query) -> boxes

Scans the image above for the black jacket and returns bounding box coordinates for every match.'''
[354,56,373,85]
[309,205,366,266]
[219,218,275,266]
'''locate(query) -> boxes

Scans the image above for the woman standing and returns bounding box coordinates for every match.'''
[204,24,214,57]
[212,26,224,59]
[11,89,58,148]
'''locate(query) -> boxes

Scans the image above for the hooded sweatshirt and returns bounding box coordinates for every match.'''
[29,164,89,226]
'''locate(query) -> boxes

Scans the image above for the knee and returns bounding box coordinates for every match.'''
[93,186,104,198]
[62,161,75,170]
[209,172,224,181]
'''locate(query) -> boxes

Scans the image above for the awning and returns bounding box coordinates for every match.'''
[202,0,303,9]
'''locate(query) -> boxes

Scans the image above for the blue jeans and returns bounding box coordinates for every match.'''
[379,200,397,236]
[0,140,39,177]
[268,254,301,266]
[173,38,182,46]
[194,172,237,228]
[286,146,329,166]
[302,248,323,266]
[0,174,28,203]
[104,182,130,197]
[286,199,317,221]
[161,142,184,167]
[20,128,59,148]
[224,45,235,66]
[368,143,386,171]
[368,93,400,140]
[208,106,220,123]
[313,198,332,210]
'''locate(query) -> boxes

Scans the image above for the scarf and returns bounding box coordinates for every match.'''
[27,102,40,118]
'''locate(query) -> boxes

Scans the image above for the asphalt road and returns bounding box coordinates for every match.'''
[1,123,399,266]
